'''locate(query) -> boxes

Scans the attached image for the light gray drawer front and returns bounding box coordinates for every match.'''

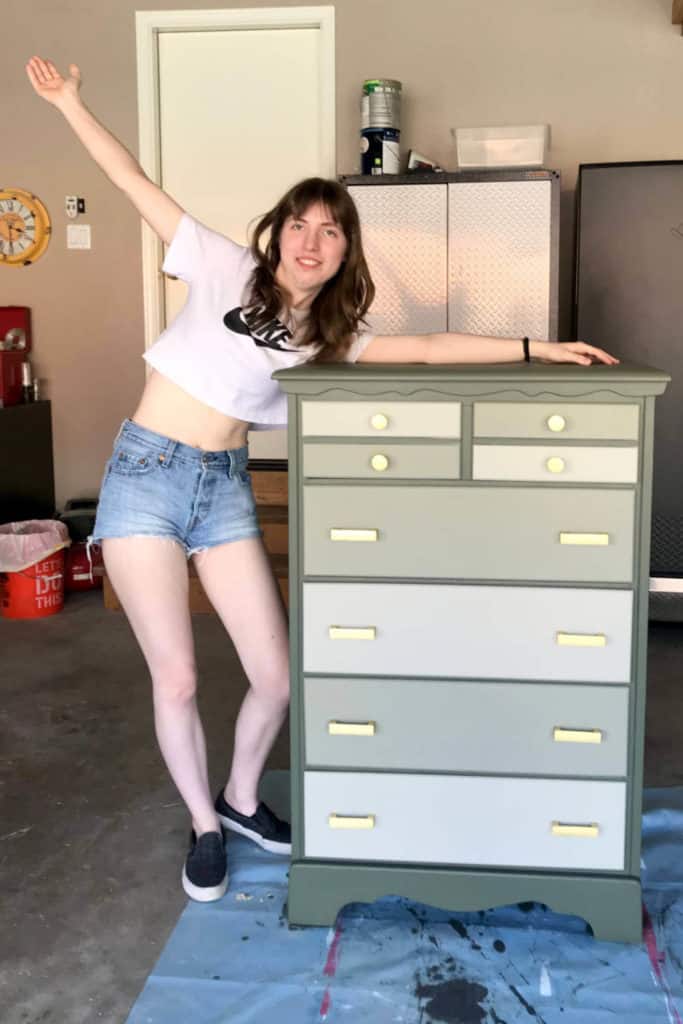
[304,772,626,870]
[303,443,460,480]
[303,583,633,683]
[474,403,639,440]
[472,445,638,483]
[304,678,629,777]
[303,485,635,583]
[301,400,461,438]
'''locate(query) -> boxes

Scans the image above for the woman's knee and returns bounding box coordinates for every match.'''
[150,661,198,705]
[250,662,290,707]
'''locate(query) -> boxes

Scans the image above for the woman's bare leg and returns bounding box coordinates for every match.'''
[192,536,289,816]
[102,537,218,835]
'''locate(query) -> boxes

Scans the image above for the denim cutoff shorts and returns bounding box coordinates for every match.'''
[92,419,262,555]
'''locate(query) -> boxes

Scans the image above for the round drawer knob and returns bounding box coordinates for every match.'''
[547,414,566,433]
[371,453,389,472]
[371,413,389,430]
[546,456,566,474]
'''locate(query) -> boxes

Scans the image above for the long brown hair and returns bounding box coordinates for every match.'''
[245,178,375,363]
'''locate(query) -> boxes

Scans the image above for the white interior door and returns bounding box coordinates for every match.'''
[137,8,335,458]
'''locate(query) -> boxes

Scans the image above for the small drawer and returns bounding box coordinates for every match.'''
[304,677,629,777]
[474,402,639,441]
[303,443,460,480]
[472,445,638,484]
[304,772,626,870]
[302,400,461,438]
[303,582,633,683]
[303,485,635,583]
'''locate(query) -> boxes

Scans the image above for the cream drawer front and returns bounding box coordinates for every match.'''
[304,772,626,870]
[301,400,461,438]
[473,445,638,484]
[303,485,635,583]
[474,403,639,441]
[304,678,629,777]
[303,443,460,480]
[303,583,633,683]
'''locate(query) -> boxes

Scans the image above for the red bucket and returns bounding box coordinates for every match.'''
[0,549,66,619]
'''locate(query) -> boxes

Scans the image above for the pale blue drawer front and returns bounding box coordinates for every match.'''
[303,485,635,583]
[304,677,629,776]
[304,772,626,870]
[302,583,633,683]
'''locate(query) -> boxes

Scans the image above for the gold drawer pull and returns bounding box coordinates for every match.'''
[547,414,567,433]
[560,532,610,546]
[329,814,375,830]
[551,821,599,838]
[556,631,606,648]
[371,453,389,472]
[328,721,376,736]
[553,727,604,744]
[329,626,376,641]
[546,456,566,474]
[329,528,379,543]
[371,413,389,430]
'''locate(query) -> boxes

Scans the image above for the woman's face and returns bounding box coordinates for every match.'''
[275,202,348,307]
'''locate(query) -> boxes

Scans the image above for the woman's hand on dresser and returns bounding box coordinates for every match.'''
[531,340,620,366]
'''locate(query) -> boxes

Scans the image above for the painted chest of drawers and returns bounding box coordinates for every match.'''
[273,362,669,941]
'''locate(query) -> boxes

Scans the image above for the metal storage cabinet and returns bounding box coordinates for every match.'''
[343,171,560,341]
[274,361,669,942]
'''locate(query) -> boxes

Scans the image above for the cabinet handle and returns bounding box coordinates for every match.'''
[546,456,566,474]
[556,632,606,648]
[329,626,377,640]
[329,814,375,830]
[328,721,376,736]
[547,414,567,432]
[559,532,610,546]
[553,727,603,744]
[551,821,599,838]
[371,453,389,472]
[330,528,379,543]
[371,413,389,430]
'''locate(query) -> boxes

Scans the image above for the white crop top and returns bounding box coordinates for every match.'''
[143,214,374,429]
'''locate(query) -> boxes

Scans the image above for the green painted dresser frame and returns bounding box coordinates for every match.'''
[274,361,670,942]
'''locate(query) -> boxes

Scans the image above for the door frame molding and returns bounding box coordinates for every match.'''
[135,6,336,350]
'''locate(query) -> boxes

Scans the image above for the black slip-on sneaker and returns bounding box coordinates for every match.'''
[215,791,291,855]
[181,830,228,902]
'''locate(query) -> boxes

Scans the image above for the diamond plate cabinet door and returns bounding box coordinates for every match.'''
[344,171,559,341]
[274,361,669,943]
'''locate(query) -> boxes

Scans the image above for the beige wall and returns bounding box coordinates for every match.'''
[2,0,682,507]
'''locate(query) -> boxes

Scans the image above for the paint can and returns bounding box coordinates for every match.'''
[361,79,401,175]
[361,128,401,175]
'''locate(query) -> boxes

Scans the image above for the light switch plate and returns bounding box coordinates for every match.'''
[67,224,91,250]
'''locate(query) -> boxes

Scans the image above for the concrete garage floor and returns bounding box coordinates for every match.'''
[2,592,683,1024]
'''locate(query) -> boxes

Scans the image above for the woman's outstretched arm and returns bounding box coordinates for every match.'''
[26,56,183,244]
[358,333,619,366]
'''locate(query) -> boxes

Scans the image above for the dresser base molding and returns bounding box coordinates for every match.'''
[287,861,643,943]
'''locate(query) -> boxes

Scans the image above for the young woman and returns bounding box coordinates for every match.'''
[26,56,618,903]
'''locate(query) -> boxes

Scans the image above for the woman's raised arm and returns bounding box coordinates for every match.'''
[26,56,183,245]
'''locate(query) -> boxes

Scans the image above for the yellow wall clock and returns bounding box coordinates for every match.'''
[0,187,51,266]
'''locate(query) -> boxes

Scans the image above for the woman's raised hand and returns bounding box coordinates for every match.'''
[26,57,81,108]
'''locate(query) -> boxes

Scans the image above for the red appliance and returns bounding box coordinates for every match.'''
[65,542,104,592]
[0,306,32,353]
[0,351,23,406]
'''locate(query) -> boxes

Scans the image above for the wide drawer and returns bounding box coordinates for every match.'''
[472,445,638,483]
[304,677,629,777]
[303,443,460,480]
[474,402,639,440]
[304,772,626,870]
[303,583,633,683]
[301,400,461,438]
[303,485,635,582]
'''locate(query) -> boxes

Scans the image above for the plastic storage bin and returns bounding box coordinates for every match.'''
[455,124,549,169]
